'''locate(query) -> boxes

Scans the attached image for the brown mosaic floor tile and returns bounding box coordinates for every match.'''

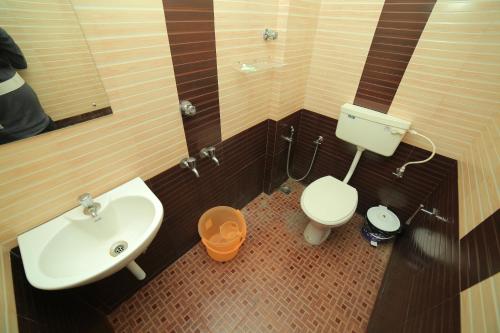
[109,180,393,333]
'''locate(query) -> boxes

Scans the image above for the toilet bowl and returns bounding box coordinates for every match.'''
[301,176,357,245]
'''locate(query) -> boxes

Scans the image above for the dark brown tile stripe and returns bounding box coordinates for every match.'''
[162,0,221,154]
[353,0,437,113]
[53,107,112,129]
[460,209,500,291]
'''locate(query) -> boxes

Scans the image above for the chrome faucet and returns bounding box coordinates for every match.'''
[180,157,200,177]
[200,146,220,166]
[78,193,101,219]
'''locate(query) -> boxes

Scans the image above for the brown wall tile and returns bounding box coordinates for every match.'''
[163,0,221,154]
[354,0,437,113]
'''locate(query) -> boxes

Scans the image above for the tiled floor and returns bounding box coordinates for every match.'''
[109,181,392,333]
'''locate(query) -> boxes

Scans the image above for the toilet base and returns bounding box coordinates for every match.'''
[303,221,331,245]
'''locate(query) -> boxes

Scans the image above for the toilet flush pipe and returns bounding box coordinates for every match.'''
[343,146,365,184]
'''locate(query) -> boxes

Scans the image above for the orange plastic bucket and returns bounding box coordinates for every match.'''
[198,206,247,262]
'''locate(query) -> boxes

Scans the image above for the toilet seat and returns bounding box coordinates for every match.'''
[300,176,358,226]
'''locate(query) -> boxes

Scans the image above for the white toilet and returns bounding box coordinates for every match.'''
[301,103,411,245]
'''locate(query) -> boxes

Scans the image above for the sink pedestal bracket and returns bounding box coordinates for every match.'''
[127,260,146,280]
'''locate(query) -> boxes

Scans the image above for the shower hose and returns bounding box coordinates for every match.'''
[286,137,322,181]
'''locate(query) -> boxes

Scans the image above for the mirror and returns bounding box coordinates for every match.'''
[0,0,112,145]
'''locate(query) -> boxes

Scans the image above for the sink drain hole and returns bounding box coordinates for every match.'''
[110,241,128,257]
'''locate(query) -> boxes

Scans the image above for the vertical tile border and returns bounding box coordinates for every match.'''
[162,0,222,155]
[353,0,437,113]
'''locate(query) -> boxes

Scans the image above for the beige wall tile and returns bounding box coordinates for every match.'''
[461,273,500,333]
[303,0,384,119]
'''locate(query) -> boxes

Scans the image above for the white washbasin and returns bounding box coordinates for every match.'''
[18,177,164,290]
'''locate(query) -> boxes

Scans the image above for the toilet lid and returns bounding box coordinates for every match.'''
[300,176,358,225]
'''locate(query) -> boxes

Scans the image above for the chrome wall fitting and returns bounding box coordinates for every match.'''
[179,100,196,117]
[263,28,278,41]
[281,125,294,142]
[392,167,405,178]
[180,157,200,177]
[200,146,220,166]
[420,206,449,223]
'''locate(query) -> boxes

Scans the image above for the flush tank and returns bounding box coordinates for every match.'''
[335,103,411,157]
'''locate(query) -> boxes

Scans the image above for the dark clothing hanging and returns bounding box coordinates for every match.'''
[0,27,52,144]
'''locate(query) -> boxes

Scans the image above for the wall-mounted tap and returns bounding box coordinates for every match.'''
[180,157,200,177]
[78,193,101,220]
[200,146,219,166]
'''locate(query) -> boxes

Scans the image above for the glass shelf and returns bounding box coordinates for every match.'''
[233,58,285,74]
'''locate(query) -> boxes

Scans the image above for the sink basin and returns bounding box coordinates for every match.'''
[18,177,164,290]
